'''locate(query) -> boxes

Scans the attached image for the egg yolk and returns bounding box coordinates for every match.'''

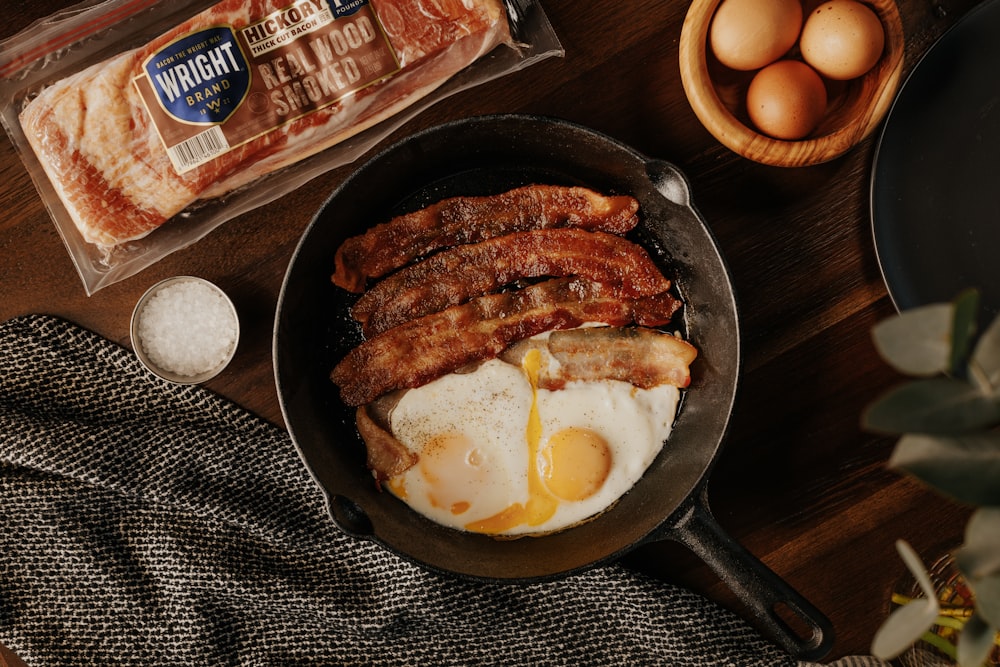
[419,432,487,516]
[540,427,612,501]
[466,350,611,533]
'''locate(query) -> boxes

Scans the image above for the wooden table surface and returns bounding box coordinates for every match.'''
[0,0,982,661]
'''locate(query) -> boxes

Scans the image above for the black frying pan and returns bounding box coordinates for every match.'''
[273,114,833,660]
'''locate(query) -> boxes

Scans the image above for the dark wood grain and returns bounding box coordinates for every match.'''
[0,0,981,660]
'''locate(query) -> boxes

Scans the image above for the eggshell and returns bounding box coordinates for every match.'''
[709,0,803,71]
[800,0,885,80]
[746,59,828,140]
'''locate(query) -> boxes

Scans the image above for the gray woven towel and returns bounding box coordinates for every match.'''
[0,314,887,666]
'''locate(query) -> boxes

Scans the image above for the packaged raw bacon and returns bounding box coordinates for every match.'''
[0,0,562,294]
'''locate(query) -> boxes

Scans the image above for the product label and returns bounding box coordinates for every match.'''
[144,28,250,125]
[134,0,399,174]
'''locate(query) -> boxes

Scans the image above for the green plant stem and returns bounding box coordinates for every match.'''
[892,593,975,619]
[920,631,958,660]
[934,615,968,631]
[893,598,1000,650]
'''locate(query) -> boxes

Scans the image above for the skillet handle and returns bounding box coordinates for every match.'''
[665,489,834,661]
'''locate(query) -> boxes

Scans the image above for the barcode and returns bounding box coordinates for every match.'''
[168,126,230,173]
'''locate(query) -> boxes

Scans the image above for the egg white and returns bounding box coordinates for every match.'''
[521,378,679,535]
[386,330,682,536]
[387,358,533,528]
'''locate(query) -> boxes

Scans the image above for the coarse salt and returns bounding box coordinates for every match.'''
[136,279,237,378]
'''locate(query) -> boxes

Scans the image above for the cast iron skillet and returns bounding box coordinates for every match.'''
[274,114,833,660]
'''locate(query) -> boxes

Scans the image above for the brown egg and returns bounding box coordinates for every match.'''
[709,0,803,71]
[745,60,828,140]
[800,0,885,80]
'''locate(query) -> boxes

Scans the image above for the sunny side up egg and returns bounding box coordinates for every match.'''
[384,329,682,537]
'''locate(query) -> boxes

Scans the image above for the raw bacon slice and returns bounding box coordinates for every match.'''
[501,326,698,389]
[330,277,681,407]
[352,229,672,336]
[331,185,641,292]
[18,0,509,247]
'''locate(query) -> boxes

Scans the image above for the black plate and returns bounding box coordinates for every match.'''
[872,0,1000,316]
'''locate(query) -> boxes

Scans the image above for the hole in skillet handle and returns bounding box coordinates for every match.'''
[773,600,826,653]
[662,488,835,661]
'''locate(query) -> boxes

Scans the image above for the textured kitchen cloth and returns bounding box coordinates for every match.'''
[0,314,889,667]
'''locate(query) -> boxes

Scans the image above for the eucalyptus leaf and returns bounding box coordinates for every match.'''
[966,572,1000,628]
[863,378,1000,435]
[889,434,1000,506]
[871,599,942,660]
[971,310,1000,393]
[900,540,940,602]
[866,293,1000,664]
[872,303,954,376]
[955,612,998,667]
[871,542,941,660]
[956,509,1000,579]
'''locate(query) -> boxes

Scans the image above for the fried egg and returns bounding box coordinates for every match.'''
[385,329,682,536]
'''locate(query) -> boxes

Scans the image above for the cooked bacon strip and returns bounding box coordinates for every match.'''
[354,327,694,483]
[331,277,680,406]
[356,404,418,487]
[331,185,641,292]
[502,327,697,389]
[352,229,671,336]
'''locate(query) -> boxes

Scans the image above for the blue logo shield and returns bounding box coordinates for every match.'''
[145,28,250,124]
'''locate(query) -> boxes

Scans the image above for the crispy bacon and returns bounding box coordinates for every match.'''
[356,403,418,486]
[331,277,680,406]
[502,327,697,389]
[331,185,641,292]
[351,229,671,336]
[356,327,695,483]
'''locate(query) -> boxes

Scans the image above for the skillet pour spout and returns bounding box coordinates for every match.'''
[274,114,834,661]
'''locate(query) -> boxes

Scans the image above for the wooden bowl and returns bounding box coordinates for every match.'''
[679,0,905,167]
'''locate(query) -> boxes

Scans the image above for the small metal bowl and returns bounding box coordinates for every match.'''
[130,276,240,384]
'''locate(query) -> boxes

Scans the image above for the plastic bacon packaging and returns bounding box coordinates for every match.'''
[0,0,562,294]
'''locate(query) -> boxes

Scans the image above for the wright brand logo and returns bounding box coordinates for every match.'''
[145,28,250,124]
